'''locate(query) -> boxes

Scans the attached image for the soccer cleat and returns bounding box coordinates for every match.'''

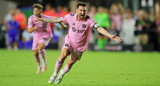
[36,68,41,74]
[55,70,64,84]
[48,74,57,84]
[41,65,47,72]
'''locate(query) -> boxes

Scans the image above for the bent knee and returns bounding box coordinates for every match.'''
[67,60,76,68]
[34,50,39,56]
[59,49,70,60]
[38,43,45,51]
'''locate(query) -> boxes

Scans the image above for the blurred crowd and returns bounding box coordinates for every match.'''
[0,2,160,51]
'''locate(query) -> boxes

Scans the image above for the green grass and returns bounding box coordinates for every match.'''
[0,49,160,86]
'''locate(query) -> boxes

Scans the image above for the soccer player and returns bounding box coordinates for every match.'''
[36,2,122,83]
[27,4,64,74]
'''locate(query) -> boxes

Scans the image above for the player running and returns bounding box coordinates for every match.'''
[35,2,121,83]
[28,4,65,74]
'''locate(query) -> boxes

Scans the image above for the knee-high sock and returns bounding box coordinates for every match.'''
[62,64,70,74]
[54,58,64,73]
[39,49,47,66]
[34,55,41,69]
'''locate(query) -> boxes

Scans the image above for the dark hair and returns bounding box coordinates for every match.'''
[76,2,86,8]
[33,4,43,9]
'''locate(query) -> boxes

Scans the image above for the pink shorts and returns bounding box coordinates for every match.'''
[32,37,51,50]
[62,36,83,62]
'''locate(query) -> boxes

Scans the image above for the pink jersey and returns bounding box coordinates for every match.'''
[60,13,98,52]
[28,14,53,40]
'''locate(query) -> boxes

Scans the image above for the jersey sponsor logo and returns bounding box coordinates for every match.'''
[82,24,86,28]
[77,30,85,33]
[72,27,76,32]
[72,27,86,33]
[93,23,99,29]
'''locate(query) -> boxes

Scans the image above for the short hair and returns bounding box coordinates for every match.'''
[33,4,43,9]
[76,2,86,8]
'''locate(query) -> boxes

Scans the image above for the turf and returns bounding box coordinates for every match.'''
[0,49,160,86]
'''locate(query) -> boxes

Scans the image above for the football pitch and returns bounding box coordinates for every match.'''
[0,49,160,86]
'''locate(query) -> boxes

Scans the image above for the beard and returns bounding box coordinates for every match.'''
[79,14,85,19]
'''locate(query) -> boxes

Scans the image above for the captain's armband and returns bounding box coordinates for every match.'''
[93,23,99,29]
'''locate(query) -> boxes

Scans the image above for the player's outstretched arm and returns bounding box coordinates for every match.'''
[59,22,67,29]
[35,17,67,29]
[35,17,61,23]
[97,27,122,43]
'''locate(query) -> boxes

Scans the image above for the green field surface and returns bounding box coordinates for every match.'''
[0,49,160,86]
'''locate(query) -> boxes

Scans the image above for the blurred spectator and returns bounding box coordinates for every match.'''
[7,14,19,50]
[61,6,70,17]
[135,10,149,45]
[94,6,110,50]
[88,6,97,50]
[133,10,139,21]
[4,8,14,49]
[14,8,27,47]
[110,3,123,35]
[94,6,110,29]
[22,30,33,49]
[43,3,58,17]
[57,5,63,17]
[43,4,54,16]
[0,17,6,48]
[120,12,136,45]
[155,3,160,51]
[88,6,96,18]
[43,3,54,35]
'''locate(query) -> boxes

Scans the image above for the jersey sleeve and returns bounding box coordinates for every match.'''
[90,18,99,29]
[27,17,33,28]
[44,15,55,19]
[60,14,70,24]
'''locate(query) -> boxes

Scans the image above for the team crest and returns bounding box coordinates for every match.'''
[70,13,75,16]
[82,24,86,28]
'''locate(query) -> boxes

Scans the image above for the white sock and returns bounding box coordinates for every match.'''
[52,72,57,76]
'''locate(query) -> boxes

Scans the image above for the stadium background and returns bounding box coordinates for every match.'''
[0,0,160,86]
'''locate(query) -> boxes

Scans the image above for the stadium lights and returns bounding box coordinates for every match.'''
[141,0,154,7]
[141,0,147,7]
[148,0,153,7]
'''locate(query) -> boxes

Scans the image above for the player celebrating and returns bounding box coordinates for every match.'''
[36,2,121,83]
[28,4,55,74]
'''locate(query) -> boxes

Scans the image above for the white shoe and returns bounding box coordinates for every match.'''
[41,65,47,72]
[55,70,64,84]
[36,67,41,74]
[48,74,57,84]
